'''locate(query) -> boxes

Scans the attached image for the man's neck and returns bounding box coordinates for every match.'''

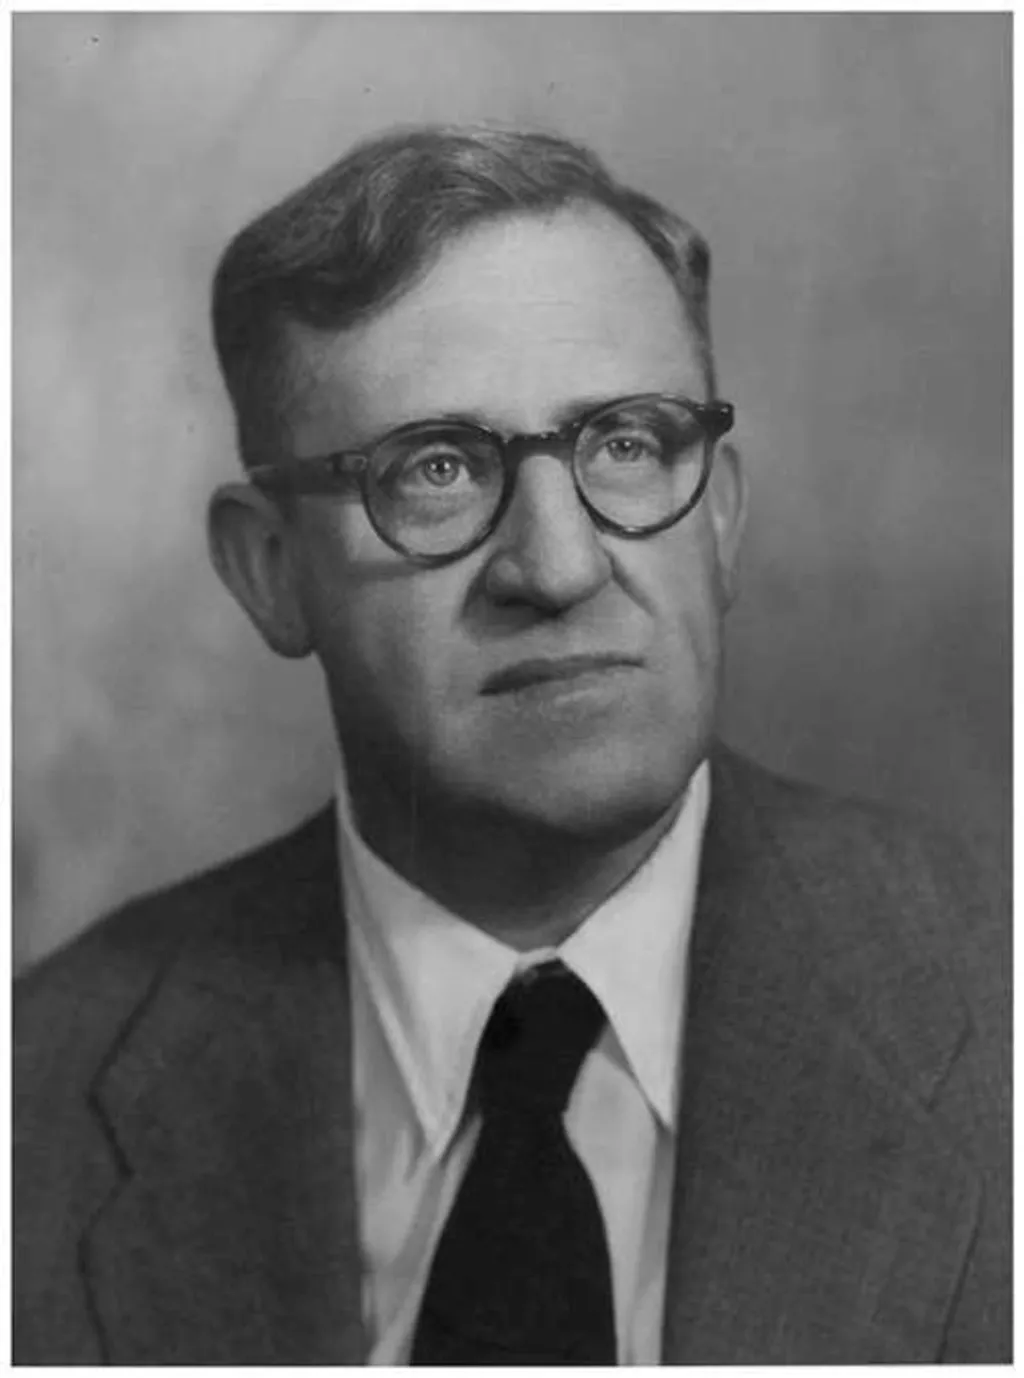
[338,766,684,953]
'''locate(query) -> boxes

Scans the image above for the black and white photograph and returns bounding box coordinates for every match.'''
[13,12,1011,1364]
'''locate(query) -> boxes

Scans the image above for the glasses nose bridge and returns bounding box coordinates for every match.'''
[502,426,578,476]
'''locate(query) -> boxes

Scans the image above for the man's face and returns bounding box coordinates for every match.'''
[279,206,743,841]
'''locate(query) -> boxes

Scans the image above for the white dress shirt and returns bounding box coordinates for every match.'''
[336,761,710,1365]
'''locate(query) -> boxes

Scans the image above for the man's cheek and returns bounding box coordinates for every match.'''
[370,624,453,730]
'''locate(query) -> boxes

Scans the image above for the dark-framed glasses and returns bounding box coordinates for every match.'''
[248,393,735,564]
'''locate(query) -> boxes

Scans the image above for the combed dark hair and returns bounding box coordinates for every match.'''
[212,124,715,466]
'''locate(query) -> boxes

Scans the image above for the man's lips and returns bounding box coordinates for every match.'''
[481,653,644,695]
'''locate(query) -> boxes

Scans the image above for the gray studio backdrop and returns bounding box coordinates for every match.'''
[13,13,1010,970]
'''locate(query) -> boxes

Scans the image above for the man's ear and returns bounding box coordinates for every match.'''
[706,441,747,608]
[207,483,313,659]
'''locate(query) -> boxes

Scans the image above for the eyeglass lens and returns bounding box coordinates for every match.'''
[367,397,710,559]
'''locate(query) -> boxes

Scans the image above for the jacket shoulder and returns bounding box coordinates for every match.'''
[15,808,335,1088]
[715,746,1007,983]
[711,746,1009,1142]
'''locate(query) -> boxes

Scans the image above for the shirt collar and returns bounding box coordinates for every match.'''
[558,759,709,1129]
[337,760,710,1160]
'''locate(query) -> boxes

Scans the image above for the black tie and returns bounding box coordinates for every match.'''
[411,961,617,1365]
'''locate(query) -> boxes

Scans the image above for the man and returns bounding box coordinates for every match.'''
[14,125,1009,1364]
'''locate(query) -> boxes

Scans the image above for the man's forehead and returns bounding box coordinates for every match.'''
[280,206,706,448]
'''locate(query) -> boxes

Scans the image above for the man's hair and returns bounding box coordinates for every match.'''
[212,124,716,467]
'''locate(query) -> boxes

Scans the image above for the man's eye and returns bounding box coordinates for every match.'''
[599,433,662,464]
[405,448,471,489]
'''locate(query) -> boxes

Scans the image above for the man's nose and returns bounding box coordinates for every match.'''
[482,453,612,611]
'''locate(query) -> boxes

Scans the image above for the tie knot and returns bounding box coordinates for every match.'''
[475,963,606,1119]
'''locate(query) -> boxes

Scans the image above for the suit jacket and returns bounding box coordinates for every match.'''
[14,747,1010,1364]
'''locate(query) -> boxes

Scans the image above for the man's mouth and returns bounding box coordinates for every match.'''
[482,653,643,696]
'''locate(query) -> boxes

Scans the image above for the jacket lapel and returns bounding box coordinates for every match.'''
[662,751,979,1362]
[84,810,367,1364]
